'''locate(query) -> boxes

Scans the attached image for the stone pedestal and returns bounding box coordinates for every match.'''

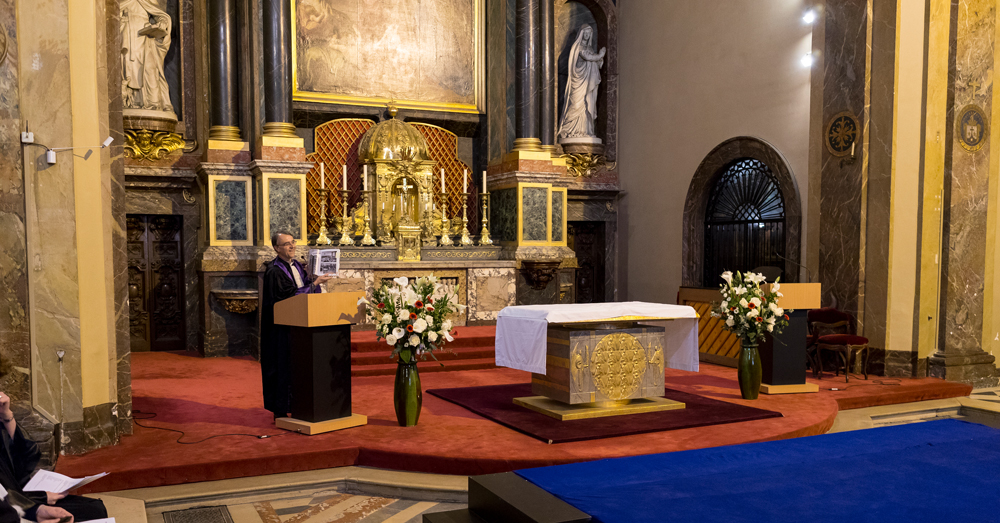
[928,350,998,388]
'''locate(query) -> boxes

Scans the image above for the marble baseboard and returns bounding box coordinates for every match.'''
[59,401,118,455]
[928,351,999,388]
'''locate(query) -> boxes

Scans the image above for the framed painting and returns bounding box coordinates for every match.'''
[292,0,485,114]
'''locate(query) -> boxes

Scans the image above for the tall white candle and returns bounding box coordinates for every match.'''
[320,163,325,189]
[441,169,446,193]
[342,164,348,191]
[482,171,487,193]
[363,164,368,191]
[463,169,468,193]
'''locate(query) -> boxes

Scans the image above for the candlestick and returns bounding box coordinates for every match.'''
[463,169,468,193]
[320,162,325,189]
[440,169,445,193]
[459,190,473,246]
[315,187,332,245]
[338,188,354,246]
[360,189,376,245]
[439,192,453,246]
[479,191,493,246]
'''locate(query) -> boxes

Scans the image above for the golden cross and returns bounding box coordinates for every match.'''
[397,178,413,192]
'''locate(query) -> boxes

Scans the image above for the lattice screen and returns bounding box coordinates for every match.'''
[307,119,479,236]
[306,119,374,235]
[411,123,479,228]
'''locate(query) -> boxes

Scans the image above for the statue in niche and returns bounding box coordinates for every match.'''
[120,0,175,114]
[558,25,606,151]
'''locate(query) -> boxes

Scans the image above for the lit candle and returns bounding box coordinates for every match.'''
[850,141,855,157]
[320,162,325,189]
[342,164,347,191]
[463,169,468,193]
[482,170,486,193]
[363,164,368,191]
[441,169,446,193]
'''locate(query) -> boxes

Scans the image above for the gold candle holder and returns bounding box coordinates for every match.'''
[360,190,376,245]
[479,191,493,246]
[459,192,474,246]
[315,188,332,245]
[338,188,355,246]
[439,192,453,246]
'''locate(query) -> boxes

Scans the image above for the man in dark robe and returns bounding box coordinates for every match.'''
[0,392,104,522]
[260,231,331,419]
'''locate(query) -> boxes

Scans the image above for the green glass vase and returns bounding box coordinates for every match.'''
[738,341,762,400]
[394,351,422,427]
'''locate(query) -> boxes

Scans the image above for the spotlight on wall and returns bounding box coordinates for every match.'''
[803,8,817,24]
[800,53,815,67]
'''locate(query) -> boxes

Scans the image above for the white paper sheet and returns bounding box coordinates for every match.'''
[80,519,115,523]
[23,470,108,494]
[495,302,700,374]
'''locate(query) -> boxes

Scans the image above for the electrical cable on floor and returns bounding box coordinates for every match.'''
[824,377,902,391]
[128,411,292,444]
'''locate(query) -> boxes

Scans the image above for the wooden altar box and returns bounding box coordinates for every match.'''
[273,291,366,327]
[532,324,666,405]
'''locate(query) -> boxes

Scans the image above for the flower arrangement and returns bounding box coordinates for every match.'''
[711,271,791,344]
[359,275,465,363]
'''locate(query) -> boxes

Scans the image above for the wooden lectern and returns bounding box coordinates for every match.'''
[759,283,822,394]
[273,292,368,434]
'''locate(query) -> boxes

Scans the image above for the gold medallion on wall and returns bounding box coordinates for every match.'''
[956,104,988,153]
[825,111,859,156]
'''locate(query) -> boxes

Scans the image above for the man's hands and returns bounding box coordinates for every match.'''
[314,274,333,286]
[35,504,73,523]
[46,491,67,505]
[0,391,13,421]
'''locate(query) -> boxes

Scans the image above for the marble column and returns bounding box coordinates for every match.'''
[539,0,556,153]
[514,0,541,152]
[209,0,242,141]
[262,0,297,139]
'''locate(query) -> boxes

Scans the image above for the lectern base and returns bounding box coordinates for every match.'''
[276,413,368,435]
[760,383,819,395]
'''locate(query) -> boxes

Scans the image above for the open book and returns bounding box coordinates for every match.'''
[23,470,108,494]
[307,248,340,279]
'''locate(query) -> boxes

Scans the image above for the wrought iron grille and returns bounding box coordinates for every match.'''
[703,158,786,286]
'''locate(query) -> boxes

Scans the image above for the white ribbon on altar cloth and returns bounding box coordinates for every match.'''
[494,302,700,375]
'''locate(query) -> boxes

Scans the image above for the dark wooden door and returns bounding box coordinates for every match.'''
[127,215,185,352]
[568,221,605,303]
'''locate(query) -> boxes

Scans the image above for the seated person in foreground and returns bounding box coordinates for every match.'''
[0,392,106,521]
[1,490,75,523]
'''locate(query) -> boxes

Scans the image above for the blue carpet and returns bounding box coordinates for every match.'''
[516,419,1000,523]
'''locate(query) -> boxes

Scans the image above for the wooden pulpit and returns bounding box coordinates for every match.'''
[759,283,822,394]
[273,292,368,434]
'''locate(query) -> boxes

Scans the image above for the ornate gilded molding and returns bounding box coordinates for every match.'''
[562,153,607,178]
[211,290,258,314]
[521,260,561,290]
[124,129,185,162]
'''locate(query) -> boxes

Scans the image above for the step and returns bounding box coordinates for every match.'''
[352,346,496,366]
[467,473,590,523]
[423,509,488,523]
[352,357,497,377]
[351,326,496,353]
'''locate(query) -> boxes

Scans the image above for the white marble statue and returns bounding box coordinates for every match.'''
[558,25,606,142]
[120,0,174,113]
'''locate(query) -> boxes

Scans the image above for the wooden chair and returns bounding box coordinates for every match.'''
[806,308,869,382]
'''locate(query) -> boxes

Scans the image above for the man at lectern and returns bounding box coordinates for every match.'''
[261,231,332,419]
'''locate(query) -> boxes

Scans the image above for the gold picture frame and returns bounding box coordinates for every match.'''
[291,0,485,114]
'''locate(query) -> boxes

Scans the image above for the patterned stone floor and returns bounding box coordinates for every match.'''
[970,386,1000,405]
[155,486,463,523]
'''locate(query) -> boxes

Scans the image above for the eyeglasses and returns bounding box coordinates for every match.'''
[278,240,296,247]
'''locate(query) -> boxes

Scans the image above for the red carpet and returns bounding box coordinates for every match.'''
[427,384,782,443]
[56,350,971,494]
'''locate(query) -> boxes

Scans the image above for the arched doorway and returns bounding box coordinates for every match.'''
[683,137,802,287]
[703,158,786,285]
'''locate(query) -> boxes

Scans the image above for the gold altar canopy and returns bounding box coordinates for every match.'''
[357,107,438,246]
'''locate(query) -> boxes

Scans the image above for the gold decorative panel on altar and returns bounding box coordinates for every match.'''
[292,0,485,114]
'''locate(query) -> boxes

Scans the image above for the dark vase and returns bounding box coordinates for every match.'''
[394,356,422,426]
[738,341,762,400]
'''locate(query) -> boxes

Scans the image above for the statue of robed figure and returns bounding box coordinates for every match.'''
[120,0,174,114]
[558,25,606,144]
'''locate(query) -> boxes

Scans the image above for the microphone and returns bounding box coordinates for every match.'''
[771,251,816,283]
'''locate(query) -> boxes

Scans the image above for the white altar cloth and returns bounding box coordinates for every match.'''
[494,302,700,375]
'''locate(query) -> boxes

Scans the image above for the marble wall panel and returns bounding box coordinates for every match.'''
[468,267,516,321]
[126,185,202,353]
[491,188,517,242]
[818,0,867,316]
[268,178,302,237]
[215,180,249,241]
[551,190,564,242]
[522,186,549,241]
[940,0,994,354]
[0,0,30,399]
[203,273,259,357]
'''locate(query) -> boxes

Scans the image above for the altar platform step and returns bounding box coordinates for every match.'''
[349,326,498,376]
[351,326,496,353]
[352,346,496,366]
[352,356,497,377]
[424,473,590,523]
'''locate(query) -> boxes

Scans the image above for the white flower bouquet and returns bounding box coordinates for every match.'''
[358,275,466,364]
[711,271,791,344]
